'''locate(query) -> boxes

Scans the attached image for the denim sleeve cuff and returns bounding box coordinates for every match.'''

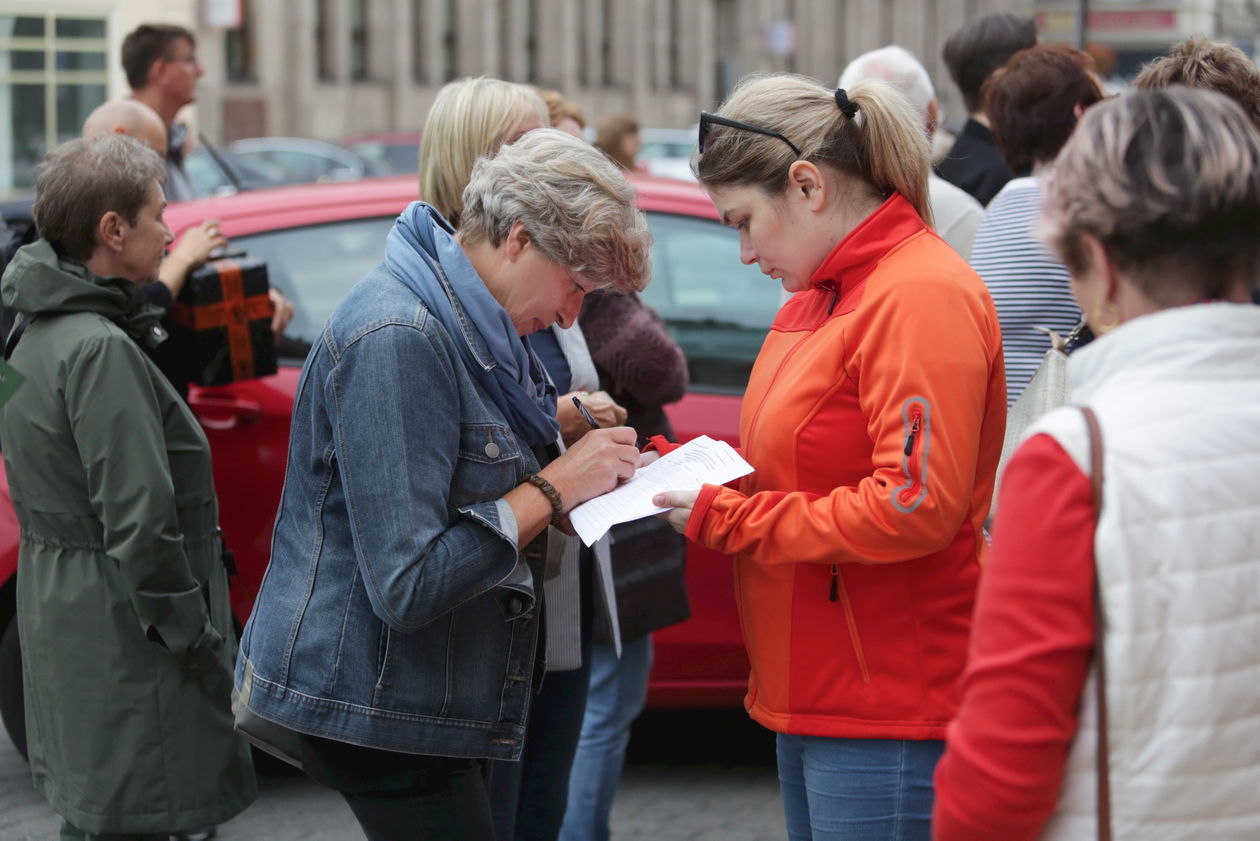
[458,498,519,548]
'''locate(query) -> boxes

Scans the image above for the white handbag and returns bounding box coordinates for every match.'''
[989,324,1082,523]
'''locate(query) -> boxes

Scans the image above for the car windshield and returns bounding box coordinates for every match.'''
[233,209,777,391]
[232,216,395,359]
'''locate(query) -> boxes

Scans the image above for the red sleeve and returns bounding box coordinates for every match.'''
[932,433,1096,841]
[642,434,681,455]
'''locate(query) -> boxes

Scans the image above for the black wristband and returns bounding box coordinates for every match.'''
[523,473,564,528]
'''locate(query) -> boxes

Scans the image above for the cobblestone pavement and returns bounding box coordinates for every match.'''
[0,711,786,840]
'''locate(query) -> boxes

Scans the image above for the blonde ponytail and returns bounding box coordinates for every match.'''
[695,73,932,227]
[847,82,933,225]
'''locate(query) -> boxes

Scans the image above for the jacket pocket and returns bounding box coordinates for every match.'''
[829,564,870,684]
[892,397,931,514]
[451,423,521,505]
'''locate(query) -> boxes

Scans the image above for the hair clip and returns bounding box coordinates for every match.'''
[835,88,860,120]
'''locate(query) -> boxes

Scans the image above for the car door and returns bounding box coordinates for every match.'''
[637,204,782,705]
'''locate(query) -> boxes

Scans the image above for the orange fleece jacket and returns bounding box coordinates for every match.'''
[686,194,1006,739]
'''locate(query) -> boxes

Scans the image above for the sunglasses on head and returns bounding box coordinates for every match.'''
[697,112,801,157]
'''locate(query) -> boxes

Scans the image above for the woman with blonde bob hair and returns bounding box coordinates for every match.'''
[419,76,549,226]
[933,87,1260,841]
[234,128,649,841]
[654,73,1006,840]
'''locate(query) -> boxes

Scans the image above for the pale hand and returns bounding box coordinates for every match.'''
[653,489,700,534]
[557,390,628,446]
[268,288,294,339]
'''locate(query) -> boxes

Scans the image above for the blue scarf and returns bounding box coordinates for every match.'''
[384,202,559,447]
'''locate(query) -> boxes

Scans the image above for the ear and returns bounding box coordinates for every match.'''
[1079,233,1121,302]
[504,220,530,262]
[786,160,828,211]
[146,58,165,88]
[927,100,939,137]
[97,211,127,254]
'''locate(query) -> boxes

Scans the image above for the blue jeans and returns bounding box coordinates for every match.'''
[557,636,653,841]
[776,734,944,841]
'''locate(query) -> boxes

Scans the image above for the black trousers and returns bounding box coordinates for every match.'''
[485,548,595,841]
[301,737,495,841]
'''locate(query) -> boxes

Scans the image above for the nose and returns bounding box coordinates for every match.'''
[556,288,585,329]
[738,232,757,266]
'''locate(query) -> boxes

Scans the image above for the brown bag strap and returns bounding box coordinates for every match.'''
[1081,406,1113,841]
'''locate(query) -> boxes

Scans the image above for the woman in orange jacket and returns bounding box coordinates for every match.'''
[655,73,1006,840]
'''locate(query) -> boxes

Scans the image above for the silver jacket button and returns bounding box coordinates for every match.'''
[484,442,501,458]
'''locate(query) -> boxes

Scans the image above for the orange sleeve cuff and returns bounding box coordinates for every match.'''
[685,483,725,545]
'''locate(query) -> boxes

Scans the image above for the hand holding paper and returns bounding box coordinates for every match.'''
[568,435,753,546]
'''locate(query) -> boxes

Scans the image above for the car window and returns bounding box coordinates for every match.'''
[640,212,778,393]
[232,216,395,359]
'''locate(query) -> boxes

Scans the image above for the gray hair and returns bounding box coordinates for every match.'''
[460,128,651,294]
[1042,86,1260,302]
[839,45,936,130]
[33,135,165,261]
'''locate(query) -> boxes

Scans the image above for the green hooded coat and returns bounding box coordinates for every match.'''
[0,241,255,834]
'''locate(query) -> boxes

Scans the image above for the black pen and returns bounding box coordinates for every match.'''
[572,394,600,429]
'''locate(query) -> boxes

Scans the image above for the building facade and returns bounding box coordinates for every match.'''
[0,0,195,194]
[194,0,1030,147]
[2,0,1257,195]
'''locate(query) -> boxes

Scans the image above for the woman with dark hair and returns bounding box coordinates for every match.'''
[934,87,1260,841]
[968,44,1105,406]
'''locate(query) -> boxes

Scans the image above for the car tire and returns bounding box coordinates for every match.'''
[0,616,27,760]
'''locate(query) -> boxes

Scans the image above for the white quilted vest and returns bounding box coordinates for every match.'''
[1027,303,1260,841]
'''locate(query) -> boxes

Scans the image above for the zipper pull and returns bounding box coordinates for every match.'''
[902,413,922,453]
[904,415,921,456]
[828,564,839,602]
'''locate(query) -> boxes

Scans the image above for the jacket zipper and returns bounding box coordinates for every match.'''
[827,565,870,684]
[893,398,930,513]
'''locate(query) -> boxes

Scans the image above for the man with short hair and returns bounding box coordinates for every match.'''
[938,13,1037,205]
[79,98,294,396]
[840,45,985,258]
[122,24,203,200]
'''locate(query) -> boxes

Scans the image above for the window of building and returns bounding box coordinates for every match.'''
[0,13,108,196]
[600,0,614,86]
[225,0,256,83]
[525,0,540,83]
[350,0,369,81]
[669,0,683,90]
[315,0,335,80]
[576,1,589,87]
[441,0,459,82]
[412,0,428,83]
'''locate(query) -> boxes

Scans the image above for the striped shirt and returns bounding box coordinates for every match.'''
[969,177,1081,406]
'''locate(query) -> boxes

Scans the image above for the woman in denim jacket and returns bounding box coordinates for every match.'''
[233,129,651,840]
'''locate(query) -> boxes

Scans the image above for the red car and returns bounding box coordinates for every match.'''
[0,174,782,755]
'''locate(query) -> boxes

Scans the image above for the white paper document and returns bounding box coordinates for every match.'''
[569,435,754,547]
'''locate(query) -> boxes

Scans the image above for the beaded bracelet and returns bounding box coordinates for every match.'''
[523,473,565,528]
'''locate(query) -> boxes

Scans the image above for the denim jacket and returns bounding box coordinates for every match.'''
[235,259,547,761]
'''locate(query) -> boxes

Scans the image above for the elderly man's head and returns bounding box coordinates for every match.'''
[33,135,171,282]
[82,99,168,156]
[839,45,938,137]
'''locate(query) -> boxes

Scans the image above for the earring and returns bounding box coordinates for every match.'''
[1093,302,1121,334]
